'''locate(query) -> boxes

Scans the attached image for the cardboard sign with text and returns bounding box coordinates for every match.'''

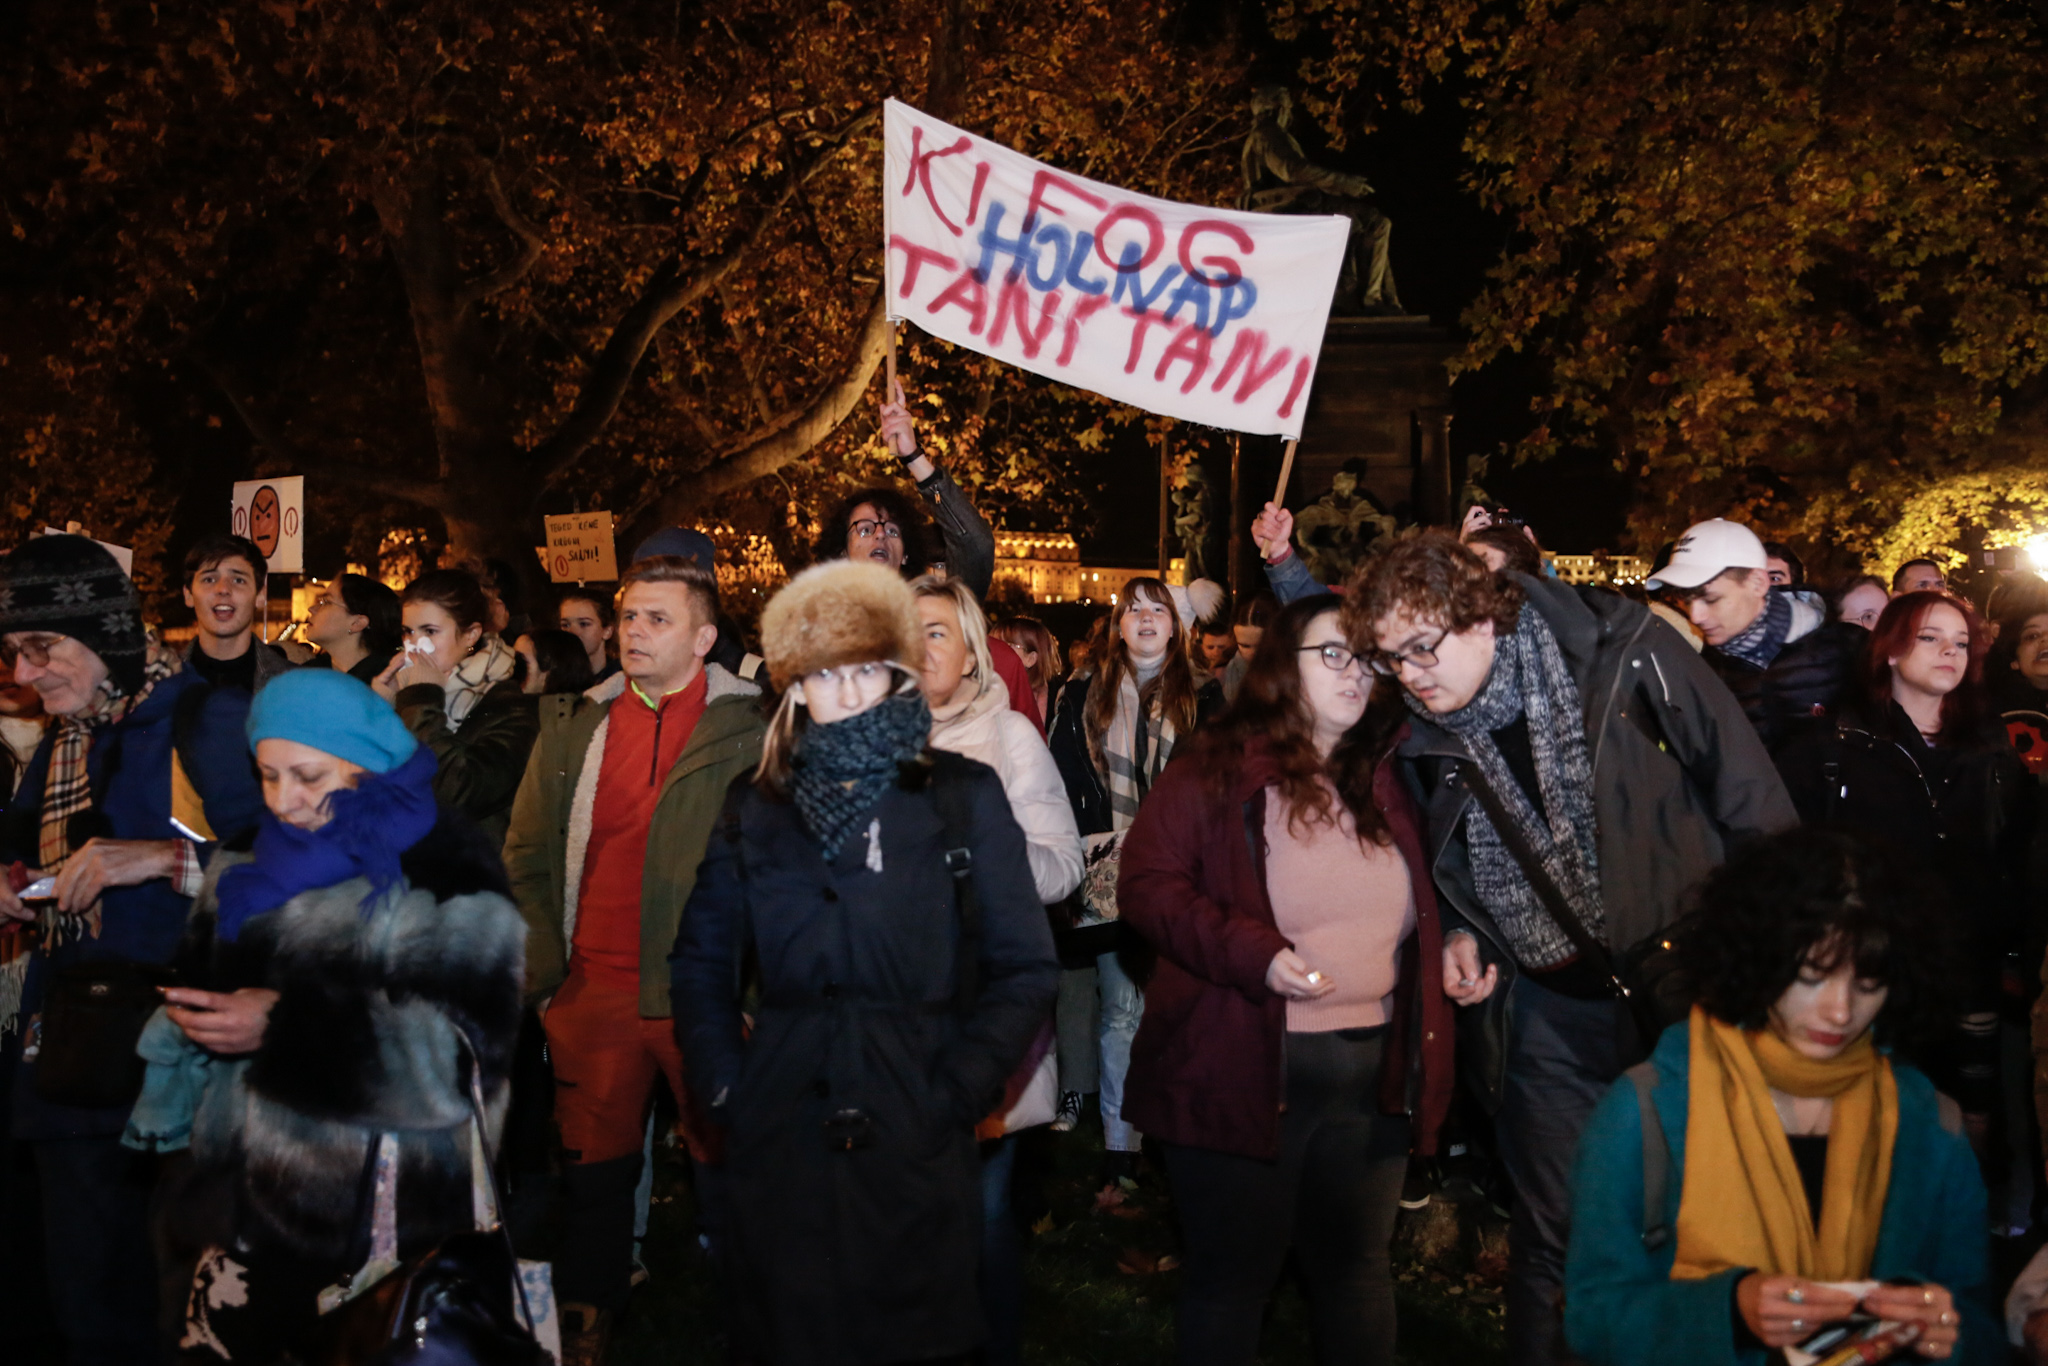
[545,512,618,583]
[230,476,305,575]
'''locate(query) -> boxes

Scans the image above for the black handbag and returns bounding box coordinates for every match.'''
[310,1032,547,1366]
[1455,759,1695,1050]
[32,960,178,1108]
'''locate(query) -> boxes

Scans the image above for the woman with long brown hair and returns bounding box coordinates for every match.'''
[1117,593,1452,1365]
[1048,576,1222,1177]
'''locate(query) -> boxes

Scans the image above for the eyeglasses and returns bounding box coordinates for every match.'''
[0,633,67,668]
[1298,643,1362,673]
[850,519,902,543]
[1363,632,1445,677]
[311,594,339,611]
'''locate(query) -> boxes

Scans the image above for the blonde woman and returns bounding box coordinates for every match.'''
[915,576,1081,1365]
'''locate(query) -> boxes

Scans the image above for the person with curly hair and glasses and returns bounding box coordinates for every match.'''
[1344,528,1796,1365]
[1565,827,1996,1365]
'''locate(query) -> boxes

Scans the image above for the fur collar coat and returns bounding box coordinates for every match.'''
[172,809,526,1264]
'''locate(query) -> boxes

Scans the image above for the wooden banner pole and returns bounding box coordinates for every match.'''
[1272,438,1298,507]
[885,321,898,397]
[1253,438,1299,560]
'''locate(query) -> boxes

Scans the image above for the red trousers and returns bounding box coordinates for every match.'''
[541,969,717,1164]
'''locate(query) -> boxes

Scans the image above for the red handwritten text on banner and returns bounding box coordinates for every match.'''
[882,99,1350,440]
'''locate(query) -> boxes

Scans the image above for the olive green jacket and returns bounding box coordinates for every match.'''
[503,665,765,1017]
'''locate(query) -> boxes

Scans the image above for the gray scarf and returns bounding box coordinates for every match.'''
[1715,589,1792,670]
[1405,607,1606,969]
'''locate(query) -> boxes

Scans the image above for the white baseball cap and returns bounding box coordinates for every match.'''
[1645,518,1768,591]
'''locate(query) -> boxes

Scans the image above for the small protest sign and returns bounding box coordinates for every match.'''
[883,99,1350,440]
[231,476,305,574]
[544,512,618,583]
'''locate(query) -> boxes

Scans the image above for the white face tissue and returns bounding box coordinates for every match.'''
[404,637,437,658]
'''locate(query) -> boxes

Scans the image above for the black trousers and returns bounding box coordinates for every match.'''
[34,1136,163,1366]
[1162,1027,1409,1366]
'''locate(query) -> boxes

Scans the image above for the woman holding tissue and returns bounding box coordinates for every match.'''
[374,567,539,842]
[1115,594,1452,1366]
[1564,827,1995,1365]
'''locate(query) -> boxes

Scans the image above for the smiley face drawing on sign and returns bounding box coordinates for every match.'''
[249,484,281,558]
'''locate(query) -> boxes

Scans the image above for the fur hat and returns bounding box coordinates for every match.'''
[761,560,924,692]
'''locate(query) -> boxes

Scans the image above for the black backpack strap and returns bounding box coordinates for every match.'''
[926,762,983,1017]
[1626,1060,1673,1251]
[1455,756,1624,992]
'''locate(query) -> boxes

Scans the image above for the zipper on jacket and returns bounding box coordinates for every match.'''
[650,699,665,787]
[1837,725,1942,817]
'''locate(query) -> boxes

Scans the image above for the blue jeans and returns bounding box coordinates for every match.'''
[980,1135,1021,1366]
[1495,974,1637,1366]
[1097,949,1144,1153]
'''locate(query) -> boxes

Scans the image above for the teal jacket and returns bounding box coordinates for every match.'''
[1565,1023,2000,1366]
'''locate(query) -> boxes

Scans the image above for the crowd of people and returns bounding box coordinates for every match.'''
[5,391,2048,1366]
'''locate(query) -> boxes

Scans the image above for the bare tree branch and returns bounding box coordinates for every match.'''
[630,286,890,533]
[454,165,547,311]
[526,106,878,488]
[197,348,449,511]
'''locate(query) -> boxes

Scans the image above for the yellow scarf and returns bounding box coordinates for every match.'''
[1671,1005,1898,1283]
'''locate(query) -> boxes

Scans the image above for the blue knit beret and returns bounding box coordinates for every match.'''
[246,668,419,774]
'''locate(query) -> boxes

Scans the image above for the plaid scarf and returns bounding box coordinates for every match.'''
[444,635,516,728]
[1407,607,1605,969]
[38,651,178,927]
[1,650,175,1036]
[1102,671,1178,831]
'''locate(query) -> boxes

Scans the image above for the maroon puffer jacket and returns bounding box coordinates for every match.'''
[1117,735,1453,1161]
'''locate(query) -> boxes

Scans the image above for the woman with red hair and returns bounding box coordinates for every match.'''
[1775,590,2032,1192]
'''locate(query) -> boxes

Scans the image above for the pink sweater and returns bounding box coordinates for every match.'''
[1263,782,1415,1031]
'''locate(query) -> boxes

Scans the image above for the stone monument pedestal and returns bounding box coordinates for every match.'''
[1225,316,1457,597]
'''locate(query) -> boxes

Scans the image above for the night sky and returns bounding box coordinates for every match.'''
[1080,80,1633,566]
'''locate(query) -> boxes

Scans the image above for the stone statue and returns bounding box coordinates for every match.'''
[1241,85,1404,316]
[1172,461,1217,583]
[1292,467,1396,584]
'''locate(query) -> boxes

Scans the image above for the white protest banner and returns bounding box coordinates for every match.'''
[544,511,618,583]
[883,99,1350,440]
[231,476,305,575]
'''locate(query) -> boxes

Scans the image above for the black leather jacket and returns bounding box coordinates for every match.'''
[1777,700,2033,999]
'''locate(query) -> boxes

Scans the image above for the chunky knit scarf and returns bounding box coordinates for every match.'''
[1405,607,1605,969]
[790,691,933,861]
[1716,588,1793,669]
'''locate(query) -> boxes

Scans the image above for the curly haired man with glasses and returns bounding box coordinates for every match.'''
[1342,528,1796,1366]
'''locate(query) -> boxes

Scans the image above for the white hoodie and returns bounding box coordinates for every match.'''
[928,672,1084,905]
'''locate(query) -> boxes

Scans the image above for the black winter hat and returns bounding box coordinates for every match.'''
[0,536,148,694]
